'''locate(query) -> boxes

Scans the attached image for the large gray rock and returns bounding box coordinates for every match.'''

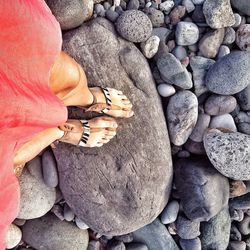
[54,18,173,236]
[46,0,93,30]
[132,219,179,250]
[231,0,250,16]
[200,207,231,250]
[175,158,229,221]
[205,51,250,95]
[22,213,89,250]
[204,129,250,180]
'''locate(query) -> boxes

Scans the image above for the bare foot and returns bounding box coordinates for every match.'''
[58,116,118,147]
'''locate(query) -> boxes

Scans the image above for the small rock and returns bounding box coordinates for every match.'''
[230,193,250,210]
[140,35,160,58]
[209,114,237,131]
[5,224,22,250]
[105,9,120,22]
[230,208,244,221]
[146,8,164,27]
[176,215,200,239]
[175,21,199,46]
[179,238,202,250]
[157,52,193,89]
[236,85,250,111]
[184,139,206,155]
[231,0,250,16]
[26,156,43,181]
[115,6,124,15]
[223,27,236,45]
[230,180,247,197]
[192,5,206,23]
[199,28,225,58]
[51,204,64,221]
[159,0,174,14]
[200,207,231,250]
[238,123,250,135]
[235,111,250,124]
[75,217,89,230]
[205,51,250,95]
[236,24,250,52]
[157,83,176,97]
[13,218,26,227]
[238,215,250,235]
[182,0,195,13]
[94,4,105,16]
[172,46,187,60]
[64,203,75,222]
[152,27,171,43]
[203,0,235,29]
[190,112,210,142]
[204,130,250,180]
[107,240,126,250]
[230,224,242,241]
[87,240,101,250]
[125,242,148,250]
[232,13,242,28]
[127,0,140,10]
[116,10,152,42]
[167,90,198,146]
[229,241,247,250]
[160,200,180,224]
[177,150,190,158]
[169,5,186,25]
[103,2,111,10]
[191,0,205,4]
[217,45,230,58]
[115,233,133,243]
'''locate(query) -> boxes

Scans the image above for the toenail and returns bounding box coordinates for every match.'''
[113,123,118,128]
[129,111,134,116]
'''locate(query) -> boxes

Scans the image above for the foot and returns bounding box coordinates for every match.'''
[84,87,134,118]
[58,116,118,148]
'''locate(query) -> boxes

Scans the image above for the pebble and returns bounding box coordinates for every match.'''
[42,149,58,188]
[51,204,64,221]
[190,56,215,97]
[146,8,164,27]
[238,123,250,135]
[87,240,101,250]
[160,200,180,224]
[13,218,26,227]
[103,2,111,10]
[184,138,206,154]
[205,51,250,95]
[191,0,205,4]
[152,27,171,43]
[236,85,250,111]
[232,13,242,28]
[116,10,152,43]
[75,217,89,230]
[127,0,140,9]
[209,114,237,132]
[172,46,187,60]
[105,9,120,22]
[176,215,200,239]
[231,0,250,16]
[230,224,242,241]
[94,4,106,17]
[236,24,250,51]
[177,150,190,158]
[179,238,201,250]
[5,224,22,249]
[229,241,247,250]
[167,90,198,146]
[217,45,230,58]
[204,129,250,180]
[115,233,133,243]
[203,0,235,29]
[230,180,247,198]
[26,156,43,181]
[223,27,236,45]
[190,112,210,142]
[159,0,174,14]
[230,208,244,221]
[169,5,186,25]
[175,21,199,46]
[140,35,160,58]
[107,240,126,250]
[157,83,176,97]
[126,243,148,250]
[182,0,195,13]
[199,28,225,58]
[235,111,250,124]
[63,203,75,221]
[192,5,206,23]
[230,193,250,210]
[200,207,231,250]
[238,215,250,235]
[157,52,193,89]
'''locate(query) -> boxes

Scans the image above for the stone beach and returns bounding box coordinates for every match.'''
[8,0,250,249]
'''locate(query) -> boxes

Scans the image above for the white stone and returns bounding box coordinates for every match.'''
[209,114,237,132]
[182,0,195,13]
[157,83,176,97]
[140,35,160,59]
[175,22,199,46]
[159,0,174,14]
[5,224,22,249]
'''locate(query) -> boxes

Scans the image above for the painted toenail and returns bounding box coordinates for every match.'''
[130,111,134,116]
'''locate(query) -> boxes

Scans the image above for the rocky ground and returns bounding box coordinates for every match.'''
[5,0,250,249]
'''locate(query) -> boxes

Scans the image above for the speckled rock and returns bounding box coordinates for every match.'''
[205,51,250,95]
[199,28,225,58]
[167,90,198,146]
[140,35,160,58]
[179,238,201,250]
[169,5,186,25]
[146,8,164,28]
[236,24,250,51]
[46,0,93,30]
[157,52,193,89]
[209,114,237,131]
[22,213,89,250]
[200,207,231,250]
[238,123,250,135]
[5,224,22,250]
[204,129,250,180]
[175,158,229,221]
[231,0,250,16]
[204,94,237,115]
[236,85,250,111]
[17,168,56,220]
[203,0,235,29]
[159,0,174,14]
[116,10,152,42]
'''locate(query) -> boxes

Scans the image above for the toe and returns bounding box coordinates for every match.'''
[107,109,134,118]
[89,116,118,129]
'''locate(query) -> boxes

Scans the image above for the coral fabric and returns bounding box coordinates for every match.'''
[0,1,67,248]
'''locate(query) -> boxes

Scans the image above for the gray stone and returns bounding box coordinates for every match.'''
[152,27,171,43]
[75,217,89,230]
[106,9,120,22]
[176,215,200,239]
[238,215,250,235]
[146,8,164,28]
[230,193,250,210]
[127,0,140,9]
[190,56,215,97]
[64,203,75,222]
[184,139,206,154]
[192,0,205,4]
[236,24,250,51]
[217,45,230,58]
[233,14,242,28]
[51,204,64,221]
[5,224,22,250]
[132,219,179,250]
[87,240,101,250]
[229,241,247,250]
[223,27,236,45]
[204,94,237,115]
[126,243,148,250]
[179,238,201,250]
[157,83,176,97]
[115,233,133,243]
[157,52,193,89]
[22,213,89,250]
[116,10,152,42]
[203,0,235,29]
[209,114,237,131]
[235,111,250,124]
[95,4,105,16]
[104,2,111,10]
[231,0,250,16]
[204,129,250,180]
[192,5,206,23]
[236,85,250,111]
[42,149,58,188]
[17,168,56,220]
[238,123,250,135]
[199,28,225,58]
[13,218,26,227]
[205,51,250,95]
[200,207,231,250]
[177,150,190,158]
[230,225,242,241]
[230,208,244,221]
[175,158,229,221]
[46,0,93,30]
[175,21,199,46]
[160,200,180,224]
[140,35,160,59]
[26,156,43,181]
[167,90,198,146]
[172,46,187,60]
[58,18,173,236]
[159,0,174,14]
[190,113,210,142]
[182,0,195,13]
[107,240,126,250]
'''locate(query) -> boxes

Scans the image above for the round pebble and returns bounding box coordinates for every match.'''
[75,217,89,230]
[229,241,247,250]
[146,8,164,28]
[238,215,250,235]
[159,0,174,14]
[160,200,179,224]
[127,0,140,10]
[64,203,75,222]
[179,237,201,250]
[5,224,22,249]
[172,46,187,60]
[105,9,119,22]
[236,24,250,51]
[209,114,237,132]
[232,13,242,28]
[223,27,236,45]
[140,35,160,59]
[217,45,230,58]
[157,83,176,97]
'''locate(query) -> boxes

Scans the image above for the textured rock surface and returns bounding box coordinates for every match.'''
[205,51,250,95]
[175,158,229,221]
[17,168,56,219]
[54,18,173,236]
[204,130,250,180]
[236,85,250,111]
[22,213,89,250]
[231,0,250,16]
